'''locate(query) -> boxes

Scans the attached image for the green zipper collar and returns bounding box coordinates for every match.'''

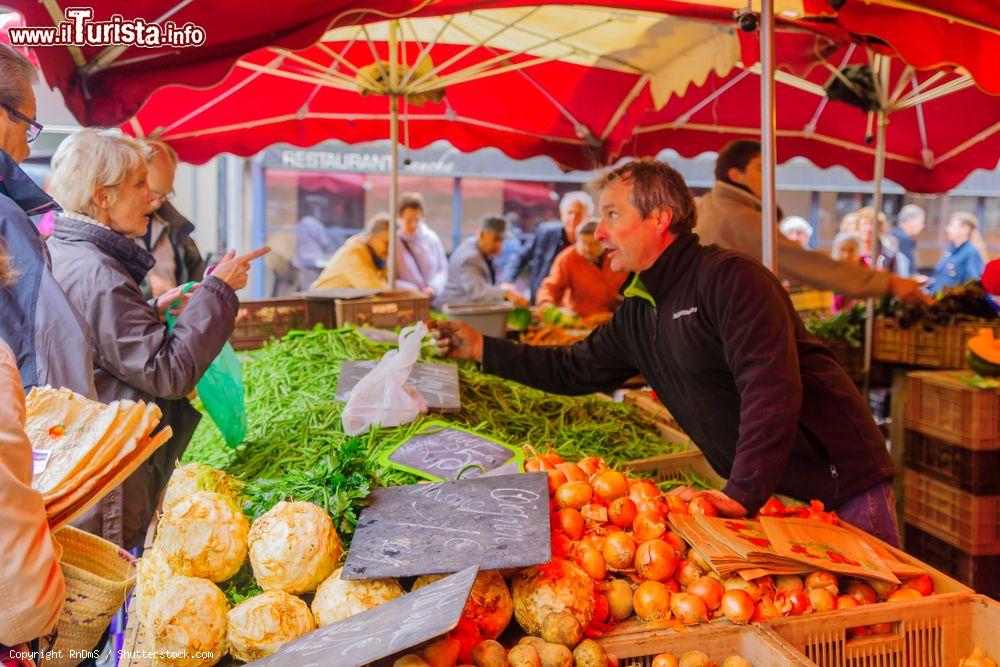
[623,274,656,308]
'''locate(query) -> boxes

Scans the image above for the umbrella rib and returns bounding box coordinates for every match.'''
[907,76,931,164]
[936,121,1000,165]
[635,121,924,165]
[405,7,543,92]
[600,74,651,140]
[409,15,616,95]
[671,67,755,129]
[360,24,391,86]
[271,47,380,93]
[37,0,86,68]
[888,66,915,105]
[409,52,568,95]
[397,15,453,90]
[316,39,382,91]
[236,61,361,92]
[82,0,198,74]
[892,75,975,111]
[804,44,855,134]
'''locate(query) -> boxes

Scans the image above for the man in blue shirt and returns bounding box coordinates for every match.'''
[932,212,986,291]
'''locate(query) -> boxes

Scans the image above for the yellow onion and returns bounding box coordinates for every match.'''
[226,591,315,661]
[158,491,249,582]
[511,558,595,635]
[248,501,342,594]
[146,576,228,667]
[311,567,405,627]
[413,570,513,641]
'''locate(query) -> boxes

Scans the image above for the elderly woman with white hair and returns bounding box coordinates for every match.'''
[46,129,268,548]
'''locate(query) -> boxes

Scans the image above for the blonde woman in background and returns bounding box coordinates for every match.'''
[932,212,987,291]
[856,206,909,276]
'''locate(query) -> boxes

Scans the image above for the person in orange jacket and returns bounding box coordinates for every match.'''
[536,218,626,319]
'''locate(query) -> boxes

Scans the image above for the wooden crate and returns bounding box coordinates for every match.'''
[335,290,430,329]
[873,317,916,364]
[905,523,1000,599]
[231,296,336,351]
[823,339,866,382]
[624,449,726,489]
[622,389,682,431]
[902,468,1000,555]
[903,429,1000,494]
[764,594,996,667]
[600,622,811,666]
[904,371,1000,449]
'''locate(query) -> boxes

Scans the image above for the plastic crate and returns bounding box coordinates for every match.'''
[789,288,836,313]
[904,370,1000,449]
[600,622,811,666]
[231,296,336,351]
[904,429,1000,494]
[334,290,429,329]
[873,317,916,364]
[904,523,1000,599]
[764,594,996,667]
[902,468,1000,555]
[624,449,726,489]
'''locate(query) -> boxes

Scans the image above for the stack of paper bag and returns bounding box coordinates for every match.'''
[25,386,172,531]
[670,513,907,584]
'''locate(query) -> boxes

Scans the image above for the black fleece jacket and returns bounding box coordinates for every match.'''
[483,233,895,514]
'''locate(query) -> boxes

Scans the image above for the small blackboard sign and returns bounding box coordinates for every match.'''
[380,422,523,482]
[246,566,478,667]
[342,472,551,580]
[336,360,461,412]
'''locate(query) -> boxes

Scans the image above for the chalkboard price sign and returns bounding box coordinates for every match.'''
[380,422,523,482]
[246,566,478,667]
[337,361,461,412]
[342,472,551,580]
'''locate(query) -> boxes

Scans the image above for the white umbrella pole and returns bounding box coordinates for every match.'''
[387,20,400,290]
[760,0,778,273]
[862,108,888,393]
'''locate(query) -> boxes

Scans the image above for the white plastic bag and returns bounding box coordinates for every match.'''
[341,322,429,435]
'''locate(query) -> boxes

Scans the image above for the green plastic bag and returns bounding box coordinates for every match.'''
[166,282,247,447]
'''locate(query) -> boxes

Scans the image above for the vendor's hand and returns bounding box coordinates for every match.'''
[505,290,529,309]
[421,286,436,299]
[428,319,484,362]
[155,282,200,320]
[692,489,748,518]
[210,247,271,291]
[888,275,932,305]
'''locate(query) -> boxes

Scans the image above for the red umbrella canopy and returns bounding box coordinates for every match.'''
[618,33,1000,193]
[123,5,775,167]
[6,0,766,127]
[829,0,1000,96]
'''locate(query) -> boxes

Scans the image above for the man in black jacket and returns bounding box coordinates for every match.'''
[432,158,900,545]
[500,190,593,302]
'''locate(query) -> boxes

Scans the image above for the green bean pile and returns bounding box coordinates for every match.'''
[183,327,686,483]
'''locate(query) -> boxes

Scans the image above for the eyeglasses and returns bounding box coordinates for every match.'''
[2,104,43,144]
[151,188,175,203]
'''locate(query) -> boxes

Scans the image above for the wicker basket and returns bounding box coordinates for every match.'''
[48,527,137,667]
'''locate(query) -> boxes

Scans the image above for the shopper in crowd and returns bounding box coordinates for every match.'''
[932,212,987,292]
[432,158,901,545]
[536,218,625,319]
[831,232,862,312]
[500,190,593,302]
[135,140,206,300]
[839,210,860,235]
[0,44,96,398]
[438,214,529,309]
[857,206,908,276]
[293,202,336,291]
[46,129,268,549]
[395,192,448,300]
[889,204,925,276]
[779,216,813,248]
[496,211,525,281]
[697,139,927,304]
[0,257,65,656]
[311,213,393,291]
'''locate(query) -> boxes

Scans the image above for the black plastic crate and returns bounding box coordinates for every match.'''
[904,523,999,599]
[904,429,1000,495]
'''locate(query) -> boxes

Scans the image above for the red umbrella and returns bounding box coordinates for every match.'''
[829,0,1000,96]
[5,0,752,127]
[619,33,1000,193]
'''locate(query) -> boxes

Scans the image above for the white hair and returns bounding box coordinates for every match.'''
[780,216,813,239]
[49,130,152,219]
[559,190,594,216]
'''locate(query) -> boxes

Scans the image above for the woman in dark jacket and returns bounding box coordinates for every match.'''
[46,129,267,548]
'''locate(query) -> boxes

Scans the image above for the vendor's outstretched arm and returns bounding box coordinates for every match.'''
[430,316,638,395]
